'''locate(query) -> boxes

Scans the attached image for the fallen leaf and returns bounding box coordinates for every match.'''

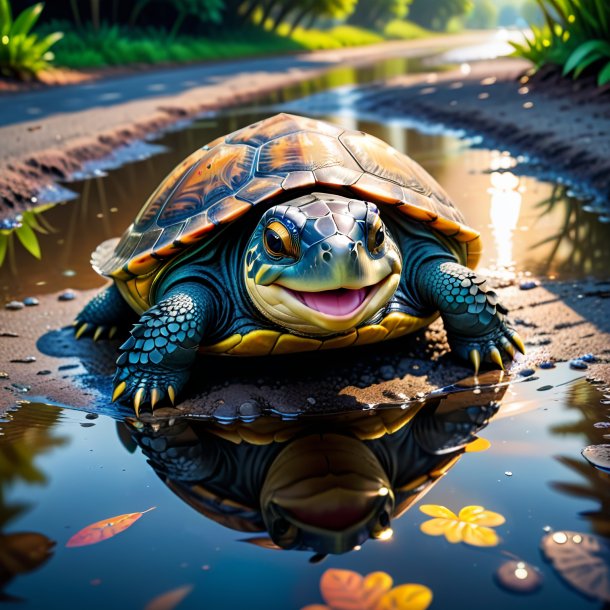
[541,530,610,602]
[66,507,155,548]
[320,569,393,610]
[419,504,505,547]
[145,585,193,610]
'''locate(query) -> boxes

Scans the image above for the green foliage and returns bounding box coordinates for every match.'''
[512,0,610,86]
[383,19,430,39]
[288,24,382,50]
[408,0,473,30]
[465,0,497,29]
[348,0,412,30]
[0,206,54,268]
[0,0,62,79]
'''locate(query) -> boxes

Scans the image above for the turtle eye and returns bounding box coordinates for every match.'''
[368,216,385,255]
[264,220,299,259]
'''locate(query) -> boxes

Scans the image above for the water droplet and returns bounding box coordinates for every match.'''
[505,471,513,477]
[543,525,552,532]
[23,297,39,307]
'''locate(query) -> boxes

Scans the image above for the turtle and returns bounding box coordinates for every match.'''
[75,113,524,414]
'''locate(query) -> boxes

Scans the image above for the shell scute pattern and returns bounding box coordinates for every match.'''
[100,113,481,284]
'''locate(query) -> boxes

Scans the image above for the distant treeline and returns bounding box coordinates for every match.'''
[9,0,474,35]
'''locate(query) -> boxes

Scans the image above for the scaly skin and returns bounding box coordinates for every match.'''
[111,283,209,415]
[74,283,135,341]
[415,259,524,372]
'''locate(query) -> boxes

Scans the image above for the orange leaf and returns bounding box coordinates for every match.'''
[66,507,155,548]
[145,585,193,610]
[320,569,393,610]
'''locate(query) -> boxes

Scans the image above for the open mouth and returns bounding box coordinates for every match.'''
[285,284,376,317]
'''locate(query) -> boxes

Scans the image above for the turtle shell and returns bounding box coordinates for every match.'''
[95,113,481,287]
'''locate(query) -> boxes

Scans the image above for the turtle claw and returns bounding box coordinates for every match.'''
[75,322,90,339]
[450,322,524,373]
[469,349,481,376]
[73,320,121,341]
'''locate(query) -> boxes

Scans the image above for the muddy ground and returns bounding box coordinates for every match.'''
[0,276,607,420]
[0,32,493,217]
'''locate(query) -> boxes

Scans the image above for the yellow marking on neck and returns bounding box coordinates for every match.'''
[200,311,437,356]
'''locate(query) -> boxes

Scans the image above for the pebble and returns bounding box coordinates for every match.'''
[0,332,19,337]
[23,297,39,307]
[518,368,536,377]
[10,356,36,363]
[569,359,588,370]
[579,353,598,363]
[306,397,316,405]
[85,413,99,420]
[537,385,553,392]
[0,372,8,379]
[5,301,24,310]
[495,560,542,593]
[519,280,539,290]
[58,289,76,301]
[80,423,95,428]
[539,361,555,369]
[36,370,51,376]
[504,471,513,477]
[581,444,610,473]
[593,422,610,429]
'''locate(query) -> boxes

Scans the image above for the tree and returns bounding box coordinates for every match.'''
[408,0,473,31]
[520,0,544,27]
[288,0,357,33]
[465,0,497,29]
[348,0,412,30]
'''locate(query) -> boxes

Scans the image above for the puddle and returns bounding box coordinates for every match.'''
[0,362,609,608]
[0,42,608,609]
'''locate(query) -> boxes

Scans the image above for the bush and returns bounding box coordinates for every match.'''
[383,19,430,39]
[0,0,62,79]
[512,0,610,86]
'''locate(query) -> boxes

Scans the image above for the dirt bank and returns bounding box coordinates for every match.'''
[325,58,610,210]
[0,277,607,420]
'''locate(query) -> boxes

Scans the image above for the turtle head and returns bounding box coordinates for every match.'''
[243,193,402,335]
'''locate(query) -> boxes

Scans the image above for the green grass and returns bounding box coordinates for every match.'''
[512,0,610,86]
[0,0,63,79]
[383,19,431,40]
[48,24,307,69]
[47,23,394,70]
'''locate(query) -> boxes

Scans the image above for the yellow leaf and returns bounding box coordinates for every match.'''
[66,507,155,548]
[443,521,466,544]
[462,524,500,547]
[458,505,506,527]
[419,518,450,536]
[377,584,433,610]
[418,504,457,519]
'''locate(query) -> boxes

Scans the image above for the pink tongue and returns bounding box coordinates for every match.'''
[299,288,366,316]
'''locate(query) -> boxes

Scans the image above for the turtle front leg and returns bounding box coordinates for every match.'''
[415,259,524,373]
[111,283,211,415]
[74,283,136,340]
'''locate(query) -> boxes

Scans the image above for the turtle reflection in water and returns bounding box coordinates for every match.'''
[120,386,504,555]
[74,113,524,414]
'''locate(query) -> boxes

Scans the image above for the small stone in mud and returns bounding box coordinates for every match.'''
[5,301,24,310]
[0,332,19,337]
[306,397,316,405]
[239,402,260,417]
[58,290,76,301]
[10,356,36,363]
[80,422,95,428]
[23,297,39,307]
[579,353,598,363]
[519,280,539,290]
[539,361,555,369]
[581,444,610,473]
[537,385,553,391]
[569,359,588,370]
[36,370,51,376]
[0,372,8,379]
[85,413,99,420]
[518,368,536,377]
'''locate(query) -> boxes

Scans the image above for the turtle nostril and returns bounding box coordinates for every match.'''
[321,242,331,251]
[322,251,331,262]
